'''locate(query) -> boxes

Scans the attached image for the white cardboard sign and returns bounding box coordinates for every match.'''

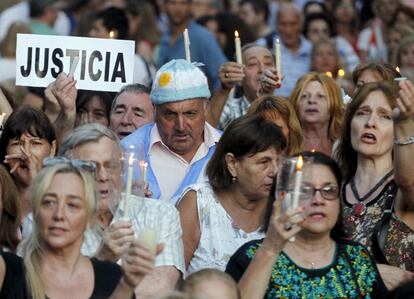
[16,34,135,92]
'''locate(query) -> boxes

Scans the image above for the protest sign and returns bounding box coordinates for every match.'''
[16,34,135,92]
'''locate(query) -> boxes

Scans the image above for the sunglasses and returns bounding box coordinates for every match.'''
[42,157,97,175]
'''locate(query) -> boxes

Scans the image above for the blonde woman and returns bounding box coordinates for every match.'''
[0,160,160,298]
[290,72,344,156]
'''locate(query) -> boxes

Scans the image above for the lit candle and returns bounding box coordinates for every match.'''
[325,71,333,78]
[396,66,400,73]
[0,113,5,127]
[109,30,115,39]
[138,228,157,255]
[292,156,303,209]
[68,56,80,78]
[124,149,134,220]
[140,160,148,186]
[183,28,191,63]
[275,38,282,81]
[234,30,242,64]
[338,69,345,78]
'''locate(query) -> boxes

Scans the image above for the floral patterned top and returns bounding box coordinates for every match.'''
[226,239,387,299]
[179,182,265,276]
[342,180,414,271]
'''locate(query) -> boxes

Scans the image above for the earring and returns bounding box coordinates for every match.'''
[232,177,237,182]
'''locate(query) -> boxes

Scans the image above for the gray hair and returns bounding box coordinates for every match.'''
[110,83,151,112]
[58,123,122,158]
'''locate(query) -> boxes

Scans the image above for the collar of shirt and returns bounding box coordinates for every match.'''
[280,35,312,57]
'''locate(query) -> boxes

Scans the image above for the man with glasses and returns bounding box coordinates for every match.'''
[58,123,185,298]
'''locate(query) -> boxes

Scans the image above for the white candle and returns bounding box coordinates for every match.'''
[0,113,5,127]
[234,30,242,64]
[124,150,134,219]
[138,228,157,255]
[292,156,303,209]
[140,161,148,186]
[184,28,191,63]
[68,56,80,78]
[275,38,281,80]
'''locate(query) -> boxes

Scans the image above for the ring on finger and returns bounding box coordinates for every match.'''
[284,222,293,231]
[224,72,229,78]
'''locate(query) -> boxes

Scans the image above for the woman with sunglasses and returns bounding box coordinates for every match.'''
[0,160,161,299]
[226,152,387,299]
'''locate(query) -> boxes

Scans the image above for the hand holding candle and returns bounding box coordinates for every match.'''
[138,228,157,255]
[234,30,242,64]
[184,28,191,63]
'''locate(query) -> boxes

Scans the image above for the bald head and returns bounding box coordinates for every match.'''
[277,3,303,50]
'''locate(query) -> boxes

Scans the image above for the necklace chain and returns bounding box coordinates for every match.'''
[288,241,335,270]
[350,169,393,202]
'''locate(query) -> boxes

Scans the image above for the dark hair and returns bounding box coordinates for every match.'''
[110,83,150,112]
[263,151,346,240]
[239,0,270,22]
[94,7,129,40]
[76,90,115,122]
[0,106,56,166]
[303,12,334,38]
[0,165,21,252]
[335,82,398,183]
[206,115,286,192]
[29,0,56,18]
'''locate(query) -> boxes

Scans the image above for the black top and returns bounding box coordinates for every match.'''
[0,251,128,299]
[226,238,388,299]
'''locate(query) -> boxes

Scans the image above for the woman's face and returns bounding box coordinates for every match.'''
[6,132,56,186]
[307,20,330,43]
[38,172,88,251]
[400,43,414,69]
[334,0,356,24]
[300,163,340,235]
[355,69,383,90]
[228,146,279,201]
[350,91,394,158]
[76,96,109,127]
[297,81,331,127]
[312,43,338,73]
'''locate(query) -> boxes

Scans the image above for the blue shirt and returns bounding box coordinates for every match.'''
[277,36,312,97]
[157,20,227,90]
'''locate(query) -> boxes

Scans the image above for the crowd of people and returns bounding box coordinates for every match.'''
[0,0,414,298]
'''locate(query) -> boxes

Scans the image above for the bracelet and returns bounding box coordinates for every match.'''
[394,135,414,145]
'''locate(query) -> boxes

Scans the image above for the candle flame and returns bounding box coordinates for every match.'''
[139,161,148,168]
[311,149,316,153]
[276,38,279,43]
[396,66,400,73]
[109,31,115,39]
[234,30,239,38]
[338,69,345,77]
[326,71,332,78]
[296,155,303,171]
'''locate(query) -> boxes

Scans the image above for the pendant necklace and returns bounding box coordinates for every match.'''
[350,169,393,216]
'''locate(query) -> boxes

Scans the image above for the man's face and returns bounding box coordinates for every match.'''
[72,137,122,215]
[155,99,206,162]
[110,92,154,139]
[165,0,191,26]
[242,46,274,99]
[277,8,302,49]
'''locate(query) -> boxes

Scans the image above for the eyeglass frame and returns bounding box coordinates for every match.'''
[299,185,340,201]
[42,157,97,175]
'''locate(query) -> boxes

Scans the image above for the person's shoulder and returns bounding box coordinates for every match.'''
[121,123,154,145]
[0,251,22,266]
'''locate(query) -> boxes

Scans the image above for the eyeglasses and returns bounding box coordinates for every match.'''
[42,157,97,175]
[300,185,339,201]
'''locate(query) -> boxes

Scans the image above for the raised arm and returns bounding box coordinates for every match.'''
[206,62,244,127]
[393,80,414,208]
[236,200,303,299]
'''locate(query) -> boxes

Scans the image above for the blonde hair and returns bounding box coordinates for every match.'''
[247,95,303,155]
[289,72,344,143]
[18,163,97,299]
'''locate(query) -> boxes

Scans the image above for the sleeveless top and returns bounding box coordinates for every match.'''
[181,182,265,275]
[342,180,414,271]
[226,239,387,299]
[0,251,128,299]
